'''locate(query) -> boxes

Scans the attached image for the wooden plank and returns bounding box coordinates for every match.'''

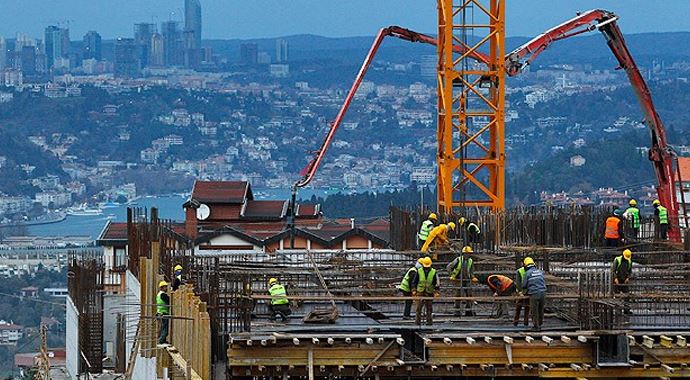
[166,346,203,380]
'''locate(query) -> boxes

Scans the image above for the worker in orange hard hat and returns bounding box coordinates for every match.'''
[653,200,669,240]
[410,256,440,326]
[421,222,455,253]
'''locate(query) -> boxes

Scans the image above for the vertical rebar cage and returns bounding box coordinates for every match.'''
[437,0,506,212]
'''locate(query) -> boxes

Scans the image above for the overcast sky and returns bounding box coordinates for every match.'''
[0,0,688,40]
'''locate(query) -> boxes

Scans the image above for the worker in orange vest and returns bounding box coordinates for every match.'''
[474,274,516,318]
[604,209,624,247]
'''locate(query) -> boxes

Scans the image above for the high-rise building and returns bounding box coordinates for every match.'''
[82,31,102,60]
[0,37,6,70]
[44,25,69,69]
[240,43,258,65]
[161,21,182,67]
[114,38,139,78]
[134,23,155,68]
[276,39,288,63]
[149,33,165,67]
[20,46,37,75]
[184,0,202,49]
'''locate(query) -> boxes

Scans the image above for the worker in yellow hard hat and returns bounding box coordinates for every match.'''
[652,199,669,240]
[520,256,547,332]
[417,213,439,249]
[612,249,633,314]
[410,256,439,326]
[156,280,171,345]
[421,222,455,253]
[513,257,533,327]
[267,277,291,321]
[172,264,184,291]
[398,258,424,319]
[447,246,477,316]
[458,217,482,246]
[623,199,641,238]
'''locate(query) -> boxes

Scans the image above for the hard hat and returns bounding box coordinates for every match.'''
[458,217,466,225]
[174,264,183,271]
[447,222,456,231]
[268,278,278,285]
[462,246,473,253]
[613,209,621,216]
[523,257,535,266]
[428,212,438,221]
[419,256,432,268]
[158,281,168,288]
[623,249,632,260]
[629,199,637,206]
[652,199,660,206]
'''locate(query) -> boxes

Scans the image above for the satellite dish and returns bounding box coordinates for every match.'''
[196,204,210,220]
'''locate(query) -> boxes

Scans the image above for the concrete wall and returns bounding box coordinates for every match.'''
[65,296,79,380]
[125,270,158,380]
[103,293,126,368]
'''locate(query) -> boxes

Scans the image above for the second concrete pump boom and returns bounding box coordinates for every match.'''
[289,9,680,243]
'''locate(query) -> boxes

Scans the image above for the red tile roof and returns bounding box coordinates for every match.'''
[97,222,128,243]
[678,157,690,183]
[191,181,251,204]
[296,204,320,217]
[242,200,288,220]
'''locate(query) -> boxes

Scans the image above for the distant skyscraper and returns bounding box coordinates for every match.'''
[83,31,102,60]
[184,0,202,49]
[20,46,37,75]
[161,21,182,67]
[240,43,258,65]
[114,38,139,78]
[0,37,6,70]
[149,33,165,67]
[134,23,155,67]
[276,39,288,63]
[44,25,69,68]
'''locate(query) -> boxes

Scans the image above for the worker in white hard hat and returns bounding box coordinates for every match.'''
[172,264,184,291]
[156,280,171,345]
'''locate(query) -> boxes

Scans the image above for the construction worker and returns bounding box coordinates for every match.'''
[653,199,669,240]
[604,209,624,247]
[410,256,440,326]
[417,213,438,249]
[398,258,423,319]
[521,257,547,332]
[458,217,482,245]
[421,222,456,253]
[156,281,171,345]
[267,278,291,321]
[513,259,530,327]
[473,274,516,318]
[623,199,641,238]
[447,246,477,316]
[172,264,184,291]
[612,249,633,314]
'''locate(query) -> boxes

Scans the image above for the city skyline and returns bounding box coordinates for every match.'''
[0,0,689,41]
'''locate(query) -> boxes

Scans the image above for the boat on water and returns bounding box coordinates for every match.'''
[100,201,119,208]
[66,204,103,216]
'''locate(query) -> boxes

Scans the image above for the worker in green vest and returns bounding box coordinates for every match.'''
[172,264,184,291]
[267,278,291,321]
[513,259,530,327]
[612,249,633,314]
[447,246,477,316]
[156,281,171,345]
[623,199,641,238]
[458,217,482,245]
[417,213,438,249]
[398,258,423,319]
[410,256,440,326]
[653,199,669,240]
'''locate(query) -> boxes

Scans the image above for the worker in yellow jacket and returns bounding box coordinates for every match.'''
[421,222,456,253]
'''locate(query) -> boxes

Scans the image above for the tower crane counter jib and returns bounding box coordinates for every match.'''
[290,9,680,241]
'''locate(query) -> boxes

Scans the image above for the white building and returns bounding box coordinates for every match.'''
[0,321,23,346]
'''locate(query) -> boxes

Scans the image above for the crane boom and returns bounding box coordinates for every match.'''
[290,9,680,241]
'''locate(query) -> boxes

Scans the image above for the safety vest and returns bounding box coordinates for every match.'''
[156,291,170,315]
[269,284,289,305]
[416,267,437,293]
[516,267,526,290]
[605,216,621,239]
[450,256,473,280]
[625,207,640,228]
[398,267,416,292]
[487,275,513,293]
[418,220,434,241]
[614,256,632,271]
[658,206,668,225]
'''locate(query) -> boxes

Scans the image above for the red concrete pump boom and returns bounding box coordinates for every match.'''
[290,10,680,242]
[506,9,679,240]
